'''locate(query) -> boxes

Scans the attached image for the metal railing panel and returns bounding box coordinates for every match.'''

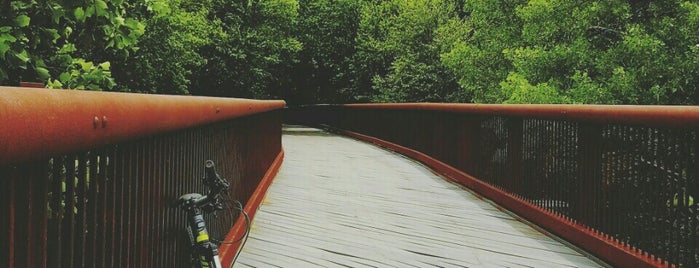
[288,104,699,267]
[0,87,283,268]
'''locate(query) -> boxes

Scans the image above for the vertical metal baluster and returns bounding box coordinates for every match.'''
[205,126,216,240]
[544,120,549,211]
[165,135,174,267]
[157,135,166,268]
[0,165,9,268]
[117,145,128,268]
[34,160,50,268]
[676,130,688,263]
[97,148,108,267]
[555,120,561,216]
[621,126,629,239]
[174,131,184,267]
[678,130,688,266]
[130,142,140,267]
[76,153,88,267]
[564,121,571,217]
[540,120,546,209]
[164,134,173,267]
[525,120,532,202]
[630,127,637,249]
[111,147,120,268]
[13,164,29,268]
[572,122,577,219]
[138,139,149,267]
[562,121,568,216]
[140,140,147,267]
[644,128,654,262]
[5,166,16,268]
[131,143,140,267]
[146,138,155,267]
[601,126,609,234]
[62,155,76,267]
[507,117,522,195]
[48,156,64,267]
[551,121,558,214]
[86,151,99,267]
[172,131,181,267]
[167,133,176,267]
[151,136,161,268]
[150,137,157,268]
[549,121,555,213]
[566,122,572,218]
[180,130,192,265]
[104,145,117,267]
[540,120,547,211]
[116,144,130,268]
[556,120,561,215]
[684,130,699,267]
[690,130,698,267]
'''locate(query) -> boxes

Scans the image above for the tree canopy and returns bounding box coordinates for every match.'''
[2,0,698,105]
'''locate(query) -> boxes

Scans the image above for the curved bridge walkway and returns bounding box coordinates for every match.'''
[235,127,606,267]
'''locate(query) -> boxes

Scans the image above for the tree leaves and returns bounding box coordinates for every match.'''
[35,67,50,80]
[354,0,462,103]
[0,34,17,58]
[14,15,30,27]
[0,0,142,89]
[95,0,109,17]
[74,7,86,22]
[438,0,699,104]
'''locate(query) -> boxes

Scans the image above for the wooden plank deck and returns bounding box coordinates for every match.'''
[234,127,606,267]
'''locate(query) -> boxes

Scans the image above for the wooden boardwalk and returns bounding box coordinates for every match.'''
[234,127,605,267]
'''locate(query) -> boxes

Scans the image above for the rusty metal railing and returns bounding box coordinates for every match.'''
[288,104,699,267]
[0,87,285,267]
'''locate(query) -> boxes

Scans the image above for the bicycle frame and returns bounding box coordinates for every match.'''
[177,160,230,268]
[186,206,223,268]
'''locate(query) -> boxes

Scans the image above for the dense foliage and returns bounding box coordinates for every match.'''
[0,0,149,90]
[2,0,698,105]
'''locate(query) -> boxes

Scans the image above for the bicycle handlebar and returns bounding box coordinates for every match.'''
[177,160,230,211]
[204,160,229,197]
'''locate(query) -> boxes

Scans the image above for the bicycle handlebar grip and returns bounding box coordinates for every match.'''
[204,160,217,180]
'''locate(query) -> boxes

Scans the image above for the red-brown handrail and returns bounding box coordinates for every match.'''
[0,86,285,164]
[0,86,285,267]
[346,103,699,127]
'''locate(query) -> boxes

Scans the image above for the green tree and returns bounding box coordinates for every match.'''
[0,0,147,90]
[441,0,699,104]
[192,0,301,99]
[114,0,224,94]
[289,0,361,104]
[440,0,526,103]
[353,0,462,103]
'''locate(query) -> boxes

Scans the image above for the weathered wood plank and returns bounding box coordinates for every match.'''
[235,127,605,267]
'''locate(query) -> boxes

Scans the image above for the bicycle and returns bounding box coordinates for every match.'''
[176,160,250,268]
